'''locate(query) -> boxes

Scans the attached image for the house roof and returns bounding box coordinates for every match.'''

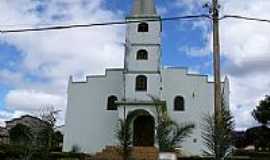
[5,114,44,123]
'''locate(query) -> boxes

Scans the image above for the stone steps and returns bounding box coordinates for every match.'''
[95,146,158,160]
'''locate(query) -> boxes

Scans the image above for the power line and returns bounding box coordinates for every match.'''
[221,15,270,23]
[1,14,270,34]
[0,15,210,33]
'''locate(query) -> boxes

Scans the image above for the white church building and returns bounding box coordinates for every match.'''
[63,0,230,155]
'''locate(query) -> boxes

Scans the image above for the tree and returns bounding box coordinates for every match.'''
[202,99,234,159]
[153,97,195,152]
[36,126,54,148]
[9,124,33,146]
[40,106,61,129]
[52,131,64,151]
[246,126,270,152]
[252,95,270,126]
[156,117,195,152]
[37,106,62,151]
[232,131,249,149]
[115,117,132,160]
[9,124,37,160]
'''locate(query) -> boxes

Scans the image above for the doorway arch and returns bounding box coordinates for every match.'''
[133,115,155,146]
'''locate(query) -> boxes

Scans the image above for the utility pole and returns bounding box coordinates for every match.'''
[212,0,221,117]
[212,0,222,159]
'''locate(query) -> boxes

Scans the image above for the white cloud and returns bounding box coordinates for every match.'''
[220,0,270,130]
[157,6,168,16]
[5,89,65,111]
[0,0,124,122]
[0,110,29,127]
[178,0,270,130]
[1,0,269,131]
[179,44,211,57]
[0,69,24,86]
[174,0,208,14]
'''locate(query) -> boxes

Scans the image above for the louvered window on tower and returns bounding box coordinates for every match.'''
[138,23,149,32]
[174,96,185,111]
[137,49,148,60]
[136,75,147,91]
[107,96,118,110]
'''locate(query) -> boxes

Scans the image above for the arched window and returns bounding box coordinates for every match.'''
[107,95,118,110]
[138,23,149,32]
[136,75,147,91]
[174,96,185,111]
[137,49,148,60]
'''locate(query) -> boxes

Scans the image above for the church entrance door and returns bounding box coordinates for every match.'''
[133,115,154,146]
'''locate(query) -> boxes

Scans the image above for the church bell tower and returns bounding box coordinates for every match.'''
[123,0,162,101]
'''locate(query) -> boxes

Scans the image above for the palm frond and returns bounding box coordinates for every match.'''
[153,98,195,152]
[115,118,132,160]
[170,123,195,147]
[201,97,234,159]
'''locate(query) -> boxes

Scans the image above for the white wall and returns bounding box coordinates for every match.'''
[161,68,215,155]
[126,44,160,72]
[63,69,124,153]
[63,68,230,155]
[125,17,161,72]
[125,73,161,101]
[126,18,161,44]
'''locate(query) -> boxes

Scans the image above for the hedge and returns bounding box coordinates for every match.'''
[178,156,250,160]
[0,144,93,160]
[178,156,268,160]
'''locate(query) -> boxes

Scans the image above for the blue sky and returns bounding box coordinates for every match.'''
[0,0,270,130]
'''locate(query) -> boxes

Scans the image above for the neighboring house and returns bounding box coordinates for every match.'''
[63,0,230,155]
[0,115,48,144]
[0,127,8,144]
[5,115,48,132]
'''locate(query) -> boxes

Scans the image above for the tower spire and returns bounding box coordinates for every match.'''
[131,0,157,16]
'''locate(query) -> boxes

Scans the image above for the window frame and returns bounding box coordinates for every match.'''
[174,96,185,111]
[135,75,147,91]
[107,95,118,111]
[136,49,148,60]
[138,22,149,32]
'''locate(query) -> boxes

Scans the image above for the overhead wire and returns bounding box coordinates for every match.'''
[220,15,270,23]
[1,14,270,34]
[0,15,210,33]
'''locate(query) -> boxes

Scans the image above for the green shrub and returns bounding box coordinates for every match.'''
[0,144,50,160]
[0,145,93,160]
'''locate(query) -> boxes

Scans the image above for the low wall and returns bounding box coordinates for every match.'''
[178,156,269,160]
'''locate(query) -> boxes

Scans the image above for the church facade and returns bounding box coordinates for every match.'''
[63,0,229,155]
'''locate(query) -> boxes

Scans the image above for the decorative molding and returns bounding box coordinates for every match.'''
[71,68,124,83]
[130,43,160,46]
[161,67,226,84]
[124,70,160,74]
[116,100,166,106]
[126,16,161,20]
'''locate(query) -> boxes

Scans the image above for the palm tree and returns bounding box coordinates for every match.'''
[115,117,133,160]
[153,97,195,152]
[157,118,195,152]
[202,95,234,160]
